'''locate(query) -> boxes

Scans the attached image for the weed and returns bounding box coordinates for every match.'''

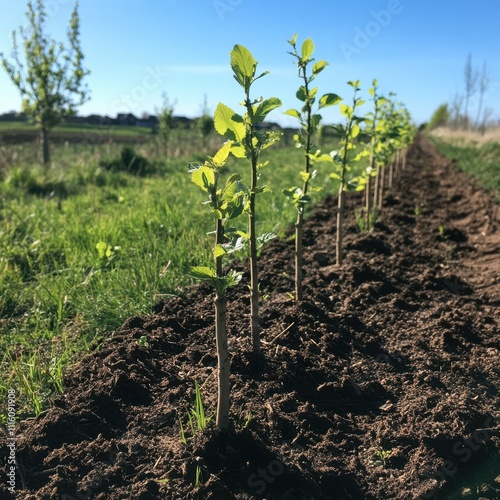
[371,449,392,468]
[179,381,213,442]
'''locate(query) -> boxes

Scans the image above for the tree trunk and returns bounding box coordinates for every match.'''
[388,161,394,190]
[373,163,381,212]
[365,175,373,230]
[249,194,260,353]
[295,214,304,300]
[40,127,50,165]
[214,295,229,430]
[336,186,345,267]
[378,165,385,211]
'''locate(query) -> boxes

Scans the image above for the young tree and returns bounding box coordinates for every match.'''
[189,141,246,430]
[214,45,282,353]
[331,81,366,267]
[474,62,490,130]
[283,34,340,300]
[463,54,478,130]
[156,91,176,157]
[1,0,90,164]
[196,93,214,152]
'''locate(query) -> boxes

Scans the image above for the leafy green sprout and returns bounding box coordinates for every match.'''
[371,449,392,468]
[179,381,212,444]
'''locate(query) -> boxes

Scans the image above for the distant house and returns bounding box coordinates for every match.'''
[136,115,158,128]
[116,113,138,126]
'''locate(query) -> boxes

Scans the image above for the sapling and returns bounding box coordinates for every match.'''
[363,79,386,230]
[329,81,367,267]
[214,44,282,352]
[283,33,341,300]
[189,140,246,429]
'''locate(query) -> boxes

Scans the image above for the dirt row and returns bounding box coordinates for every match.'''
[1,135,499,499]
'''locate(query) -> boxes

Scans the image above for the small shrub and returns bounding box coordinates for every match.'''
[100,146,153,176]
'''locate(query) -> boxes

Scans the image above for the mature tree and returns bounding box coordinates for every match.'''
[428,103,449,130]
[1,0,90,164]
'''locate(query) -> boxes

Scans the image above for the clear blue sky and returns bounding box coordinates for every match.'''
[0,0,499,126]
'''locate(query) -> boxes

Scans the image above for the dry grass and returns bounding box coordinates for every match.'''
[430,126,500,146]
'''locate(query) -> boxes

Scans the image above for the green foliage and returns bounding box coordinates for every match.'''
[100,146,153,176]
[283,34,341,211]
[178,381,212,444]
[216,43,282,350]
[0,0,90,163]
[325,81,368,190]
[428,103,450,130]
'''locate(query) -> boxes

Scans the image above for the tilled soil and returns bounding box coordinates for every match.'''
[2,135,499,499]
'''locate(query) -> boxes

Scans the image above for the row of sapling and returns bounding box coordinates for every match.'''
[189,38,415,431]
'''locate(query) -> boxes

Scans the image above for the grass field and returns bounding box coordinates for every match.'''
[0,135,341,422]
[428,132,500,198]
[0,120,151,136]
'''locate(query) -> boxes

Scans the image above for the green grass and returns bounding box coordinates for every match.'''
[1,137,349,422]
[0,120,151,136]
[429,136,500,199]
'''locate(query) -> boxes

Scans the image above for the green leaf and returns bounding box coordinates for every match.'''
[319,93,342,109]
[368,87,375,97]
[214,103,245,142]
[189,266,217,281]
[310,114,321,132]
[212,141,232,167]
[301,38,314,61]
[313,154,334,163]
[254,97,282,123]
[213,245,226,258]
[96,241,107,260]
[312,60,328,75]
[230,142,246,158]
[257,232,276,248]
[288,33,298,46]
[339,104,352,118]
[284,108,301,119]
[225,269,243,288]
[230,44,256,89]
[330,172,341,180]
[351,123,360,139]
[299,171,310,183]
[191,165,215,192]
[296,86,307,102]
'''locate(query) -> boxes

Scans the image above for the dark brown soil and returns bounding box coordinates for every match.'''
[2,135,499,499]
